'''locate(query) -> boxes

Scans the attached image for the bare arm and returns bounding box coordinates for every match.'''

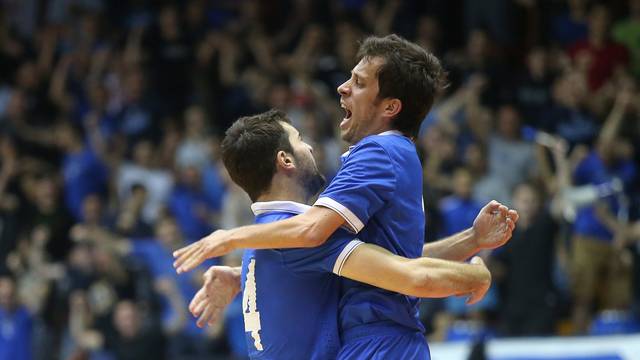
[190,245,491,327]
[422,228,478,261]
[423,201,518,261]
[174,206,345,273]
[341,243,491,304]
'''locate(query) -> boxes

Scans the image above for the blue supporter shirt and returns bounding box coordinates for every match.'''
[572,151,637,241]
[62,147,108,220]
[131,238,217,337]
[241,201,362,360]
[438,196,482,237]
[315,130,426,338]
[0,306,32,360]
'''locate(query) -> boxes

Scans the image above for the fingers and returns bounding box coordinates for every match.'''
[173,241,196,259]
[189,287,207,316]
[508,209,519,223]
[197,304,214,328]
[506,217,515,232]
[179,250,205,274]
[173,242,198,270]
[174,243,204,273]
[498,204,508,218]
[483,200,501,214]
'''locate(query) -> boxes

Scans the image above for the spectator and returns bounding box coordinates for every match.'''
[57,122,109,221]
[116,138,174,224]
[107,300,166,360]
[567,4,629,92]
[0,273,33,360]
[478,104,537,205]
[494,182,559,336]
[438,167,483,238]
[550,0,589,47]
[570,89,638,333]
[169,165,218,241]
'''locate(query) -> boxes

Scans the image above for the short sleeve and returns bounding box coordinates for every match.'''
[314,140,396,233]
[281,229,363,276]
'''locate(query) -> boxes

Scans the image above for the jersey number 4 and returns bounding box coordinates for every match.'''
[243,258,263,351]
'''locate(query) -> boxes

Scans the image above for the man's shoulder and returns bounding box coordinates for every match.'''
[349,134,412,159]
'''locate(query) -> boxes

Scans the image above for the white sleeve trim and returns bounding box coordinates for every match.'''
[315,197,365,233]
[332,240,365,276]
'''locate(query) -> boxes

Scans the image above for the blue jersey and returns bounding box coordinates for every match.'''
[315,131,426,337]
[241,201,363,360]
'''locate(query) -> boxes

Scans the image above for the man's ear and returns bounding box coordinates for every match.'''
[382,98,402,119]
[276,150,295,171]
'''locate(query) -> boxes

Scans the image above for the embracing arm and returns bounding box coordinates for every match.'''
[341,243,491,304]
[231,206,345,249]
[174,206,345,273]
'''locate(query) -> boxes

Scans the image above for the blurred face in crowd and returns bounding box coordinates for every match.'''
[467,29,489,61]
[338,57,391,144]
[281,122,326,199]
[452,168,473,200]
[82,194,103,224]
[114,300,141,339]
[184,106,207,138]
[464,143,487,175]
[55,123,78,150]
[132,140,154,167]
[156,217,181,248]
[0,276,16,310]
[553,71,587,108]
[497,105,522,140]
[527,48,547,78]
[588,5,610,39]
[512,183,540,226]
[33,174,58,209]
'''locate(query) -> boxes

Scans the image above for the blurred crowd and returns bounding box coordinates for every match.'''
[0,0,639,359]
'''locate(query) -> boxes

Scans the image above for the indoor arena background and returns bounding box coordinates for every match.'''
[0,0,639,359]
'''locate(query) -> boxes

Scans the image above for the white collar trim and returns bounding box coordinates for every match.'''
[251,201,311,215]
[378,130,403,136]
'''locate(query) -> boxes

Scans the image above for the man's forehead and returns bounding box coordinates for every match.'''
[352,56,384,76]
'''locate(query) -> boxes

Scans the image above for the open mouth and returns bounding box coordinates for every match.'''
[341,103,352,120]
[340,104,352,130]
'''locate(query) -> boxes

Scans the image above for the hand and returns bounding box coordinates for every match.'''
[173,230,235,273]
[189,266,241,328]
[466,256,491,305]
[472,200,519,250]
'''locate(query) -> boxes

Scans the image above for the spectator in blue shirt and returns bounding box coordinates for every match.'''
[0,274,32,360]
[169,165,218,242]
[570,88,638,333]
[56,121,108,221]
[439,167,483,238]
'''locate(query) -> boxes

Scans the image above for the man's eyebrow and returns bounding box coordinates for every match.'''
[351,70,367,80]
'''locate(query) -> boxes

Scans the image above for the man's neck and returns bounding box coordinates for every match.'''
[257,179,309,205]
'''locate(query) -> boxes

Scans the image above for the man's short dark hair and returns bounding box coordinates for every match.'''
[221,109,293,202]
[357,34,446,138]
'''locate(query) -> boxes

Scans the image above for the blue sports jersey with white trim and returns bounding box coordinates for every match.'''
[241,201,362,360]
[315,131,426,336]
